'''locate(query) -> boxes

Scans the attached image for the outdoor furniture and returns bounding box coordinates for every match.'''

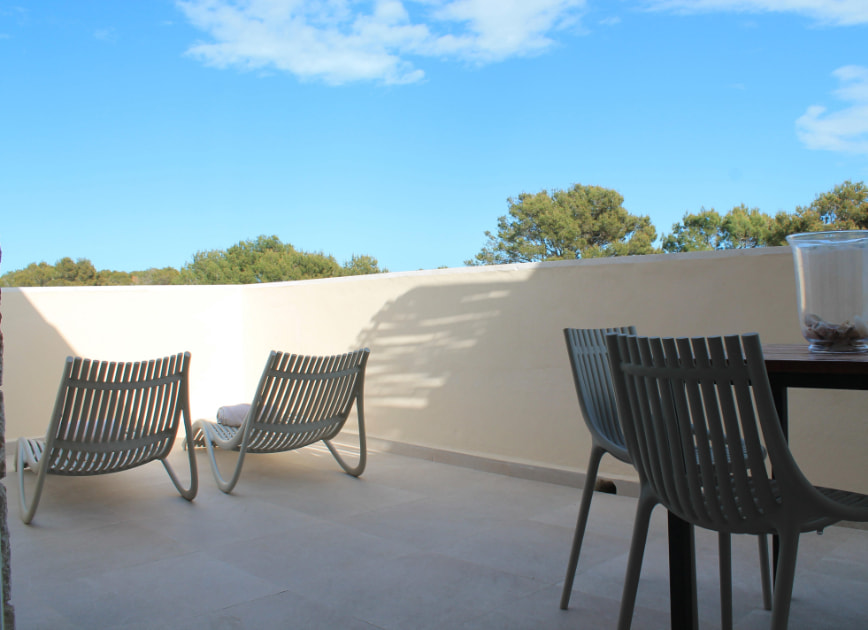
[762,344,868,579]
[193,348,370,493]
[559,328,771,628]
[559,326,635,610]
[16,352,198,524]
[606,333,868,630]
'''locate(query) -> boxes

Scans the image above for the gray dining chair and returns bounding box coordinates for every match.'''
[606,333,868,630]
[559,326,635,610]
[559,327,771,629]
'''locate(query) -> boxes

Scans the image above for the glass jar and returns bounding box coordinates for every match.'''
[786,230,868,353]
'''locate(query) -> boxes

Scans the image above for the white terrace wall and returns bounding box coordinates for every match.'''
[2,247,866,493]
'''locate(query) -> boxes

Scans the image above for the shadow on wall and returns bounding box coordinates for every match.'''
[2,290,75,440]
[351,267,595,466]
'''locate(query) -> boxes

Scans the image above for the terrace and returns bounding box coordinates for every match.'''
[2,248,868,628]
[6,441,867,629]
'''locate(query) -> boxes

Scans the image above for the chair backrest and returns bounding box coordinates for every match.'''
[244,349,370,453]
[605,333,794,534]
[45,352,191,475]
[564,327,635,463]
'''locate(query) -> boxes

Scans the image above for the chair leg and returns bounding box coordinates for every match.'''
[17,439,50,525]
[560,445,605,610]
[161,417,199,501]
[770,531,800,630]
[617,488,657,630]
[324,400,367,477]
[757,534,772,611]
[194,421,248,494]
[718,533,733,630]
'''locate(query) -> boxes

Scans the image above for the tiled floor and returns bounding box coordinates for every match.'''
[6,444,868,629]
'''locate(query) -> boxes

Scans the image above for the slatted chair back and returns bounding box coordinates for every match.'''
[46,353,191,475]
[605,333,780,535]
[564,326,635,464]
[243,349,369,453]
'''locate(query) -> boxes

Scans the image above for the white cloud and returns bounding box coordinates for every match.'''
[94,27,118,43]
[176,0,585,85]
[426,0,584,61]
[797,66,868,155]
[641,0,868,25]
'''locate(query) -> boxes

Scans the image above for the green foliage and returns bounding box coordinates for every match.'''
[662,205,774,252]
[662,181,868,252]
[0,236,385,287]
[341,254,387,276]
[177,235,386,284]
[0,257,111,287]
[180,235,355,284]
[466,183,659,265]
[768,180,868,244]
[660,208,724,253]
[128,267,182,285]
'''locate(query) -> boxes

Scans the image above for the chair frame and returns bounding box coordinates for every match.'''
[17,352,198,524]
[607,333,868,630]
[193,348,370,493]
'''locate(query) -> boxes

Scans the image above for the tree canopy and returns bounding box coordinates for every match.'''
[0,257,163,287]
[0,236,386,287]
[660,204,775,252]
[467,180,868,264]
[662,181,868,252]
[4,181,867,285]
[466,183,658,265]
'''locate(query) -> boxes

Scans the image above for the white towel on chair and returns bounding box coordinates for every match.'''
[217,404,250,427]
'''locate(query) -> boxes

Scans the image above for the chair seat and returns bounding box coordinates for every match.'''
[816,486,868,507]
[194,421,239,446]
[17,438,44,471]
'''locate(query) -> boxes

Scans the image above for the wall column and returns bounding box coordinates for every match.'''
[0,246,15,628]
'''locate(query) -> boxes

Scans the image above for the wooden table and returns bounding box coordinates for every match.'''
[667,343,868,630]
[762,343,868,438]
[764,344,868,580]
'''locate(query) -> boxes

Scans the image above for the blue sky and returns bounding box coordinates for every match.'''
[2,0,867,275]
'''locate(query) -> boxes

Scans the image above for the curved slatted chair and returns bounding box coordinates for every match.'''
[606,333,868,630]
[560,328,771,629]
[193,348,370,493]
[17,352,198,524]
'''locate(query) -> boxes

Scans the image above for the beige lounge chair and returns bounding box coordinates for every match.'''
[193,348,370,493]
[17,352,198,524]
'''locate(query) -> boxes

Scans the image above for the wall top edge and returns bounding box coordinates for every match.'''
[2,284,249,294]
[384,246,791,275]
[2,246,793,293]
